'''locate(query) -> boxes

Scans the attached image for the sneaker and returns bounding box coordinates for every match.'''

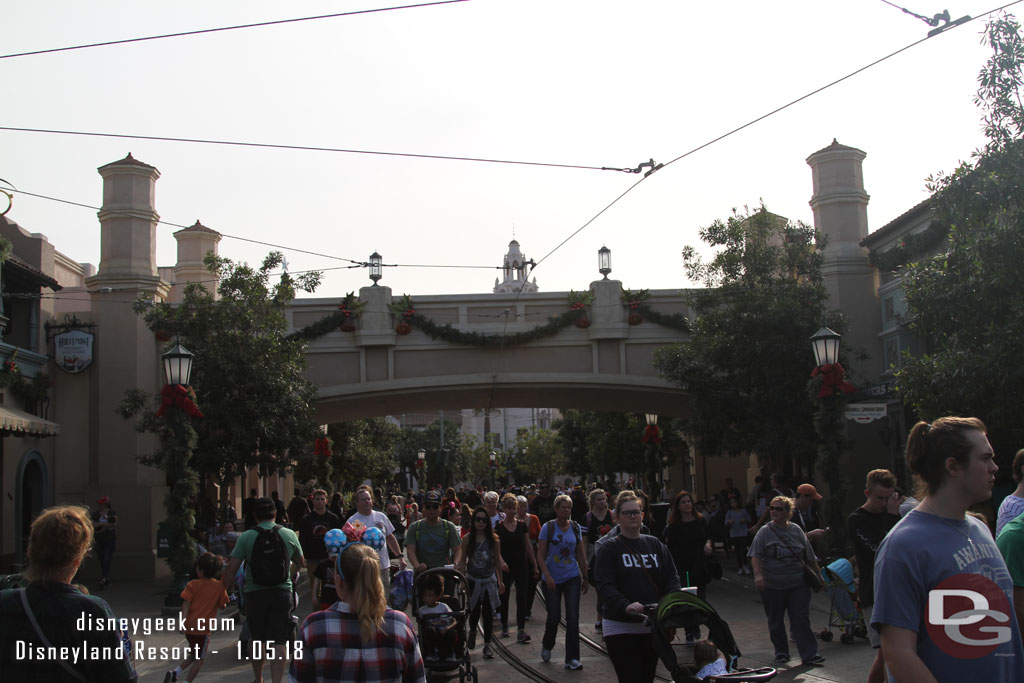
[803,654,826,665]
[775,653,790,663]
[501,627,510,638]
[737,567,745,574]
[525,613,532,621]
[162,673,176,683]
[483,644,494,659]
[541,648,551,662]
[517,630,531,643]
[594,621,602,631]
[565,659,583,670]
[685,631,698,644]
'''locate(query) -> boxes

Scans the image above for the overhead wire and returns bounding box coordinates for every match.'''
[0,127,638,174]
[0,1,473,60]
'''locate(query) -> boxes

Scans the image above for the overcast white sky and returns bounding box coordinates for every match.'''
[0,0,1009,299]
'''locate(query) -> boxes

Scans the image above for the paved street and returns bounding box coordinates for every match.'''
[93,554,873,682]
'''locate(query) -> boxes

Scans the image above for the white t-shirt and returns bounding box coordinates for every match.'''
[346,510,396,570]
[418,602,454,628]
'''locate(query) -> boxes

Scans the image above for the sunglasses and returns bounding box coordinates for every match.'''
[474,517,488,523]
[424,503,440,509]
[770,506,787,512]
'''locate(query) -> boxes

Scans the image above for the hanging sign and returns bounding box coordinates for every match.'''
[54,329,95,373]
[844,403,887,424]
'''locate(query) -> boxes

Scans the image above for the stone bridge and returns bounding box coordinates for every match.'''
[287,279,692,422]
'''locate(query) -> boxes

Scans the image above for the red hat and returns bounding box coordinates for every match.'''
[796,484,822,501]
[97,496,111,505]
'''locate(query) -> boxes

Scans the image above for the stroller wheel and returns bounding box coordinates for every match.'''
[854,625,868,638]
[471,666,478,683]
[841,633,854,644]
[458,669,466,683]
[819,630,834,642]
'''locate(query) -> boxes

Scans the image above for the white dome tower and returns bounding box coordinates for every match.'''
[494,239,538,294]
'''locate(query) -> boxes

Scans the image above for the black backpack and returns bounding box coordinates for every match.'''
[249,525,290,586]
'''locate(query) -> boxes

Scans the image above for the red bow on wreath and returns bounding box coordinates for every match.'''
[314,436,332,457]
[811,363,856,398]
[641,424,662,445]
[156,384,204,418]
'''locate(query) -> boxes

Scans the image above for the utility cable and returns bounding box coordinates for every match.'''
[0,126,640,174]
[0,1,472,61]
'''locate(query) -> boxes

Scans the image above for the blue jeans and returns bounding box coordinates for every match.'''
[541,575,580,662]
[762,584,818,661]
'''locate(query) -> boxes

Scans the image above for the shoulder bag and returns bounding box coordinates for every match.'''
[766,524,823,592]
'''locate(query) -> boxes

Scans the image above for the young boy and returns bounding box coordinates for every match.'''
[417,573,457,660]
[165,553,230,683]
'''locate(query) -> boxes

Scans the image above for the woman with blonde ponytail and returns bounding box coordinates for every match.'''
[291,536,425,682]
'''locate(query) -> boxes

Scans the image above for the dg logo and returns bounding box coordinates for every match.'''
[926,574,1013,658]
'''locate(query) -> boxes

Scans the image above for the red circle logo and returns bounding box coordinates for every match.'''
[925,573,1013,658]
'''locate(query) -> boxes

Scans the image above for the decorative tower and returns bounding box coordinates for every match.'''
[170,220,222,302]
[493,239,538,294]
[806,139,882,378]
[84,153,171,579]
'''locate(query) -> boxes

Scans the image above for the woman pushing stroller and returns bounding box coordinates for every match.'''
[595,490,681,683]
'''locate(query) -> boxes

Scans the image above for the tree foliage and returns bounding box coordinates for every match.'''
[553,410,687,488]
[653,205,841,474]
[514,426,567,484]
[898,14,1024,450]
[131,251,323,484]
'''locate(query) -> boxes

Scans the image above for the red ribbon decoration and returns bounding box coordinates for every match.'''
[811,362,856,398]
[156,384,205,418]
[641,424,662,445]
[314,436,332,458]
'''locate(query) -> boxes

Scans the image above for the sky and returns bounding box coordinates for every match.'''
[0,0,1011,300]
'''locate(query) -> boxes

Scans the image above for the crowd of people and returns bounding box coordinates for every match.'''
[5,415,1024,682]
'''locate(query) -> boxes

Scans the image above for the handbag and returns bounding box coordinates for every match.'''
[803,563,824,592]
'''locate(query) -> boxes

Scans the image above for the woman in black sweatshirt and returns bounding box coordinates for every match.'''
[594,490,681,683]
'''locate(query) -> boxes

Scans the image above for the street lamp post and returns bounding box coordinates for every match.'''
[157,341,201,615]
[369,251,383,285]
[641,413,663,492]
[417,448,426,490]
[808,326,853,552]
[489,450,497,490]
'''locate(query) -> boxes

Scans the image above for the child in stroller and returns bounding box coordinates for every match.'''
[418,573,458,661]
[412,567,478,682]
[645,591,777,682]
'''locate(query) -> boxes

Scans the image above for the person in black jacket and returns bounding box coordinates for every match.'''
[661,490,711,642]
[595,490,681,683]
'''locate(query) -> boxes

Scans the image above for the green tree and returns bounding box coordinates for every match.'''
[515,426,566,484]
[898,14,1024,453]
[554,410,687,489]
[316,418,402,490]
[131,251,323,487]
[653,205,841,475]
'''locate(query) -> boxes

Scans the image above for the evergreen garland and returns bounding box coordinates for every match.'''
[808,372,850,555]
[288,297,690,345]
[407,309,586,347]
[868,221,947,272]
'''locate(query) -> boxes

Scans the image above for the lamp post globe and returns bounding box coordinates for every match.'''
[162,342,195,386]
[598,246,612,279]
[810,327,841,368]
[369,252,383,285]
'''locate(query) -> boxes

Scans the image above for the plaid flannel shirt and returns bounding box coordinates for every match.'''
[289,602,425,683]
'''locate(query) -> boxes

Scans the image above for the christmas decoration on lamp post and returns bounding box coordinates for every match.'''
[417,448,426,488]
[642,413,662,492]
[808,326,853,552]
[157,341,203,614]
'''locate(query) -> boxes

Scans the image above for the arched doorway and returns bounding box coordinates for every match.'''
[15,451,50,567]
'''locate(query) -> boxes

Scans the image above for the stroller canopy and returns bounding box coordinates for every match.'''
[654,590,741,660]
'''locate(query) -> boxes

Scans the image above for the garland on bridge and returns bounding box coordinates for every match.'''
[287,293,689,345]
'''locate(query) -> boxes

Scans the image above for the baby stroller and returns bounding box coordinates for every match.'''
[411,567,477,683]
[817,558,868,644]
[648,591,777,682]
